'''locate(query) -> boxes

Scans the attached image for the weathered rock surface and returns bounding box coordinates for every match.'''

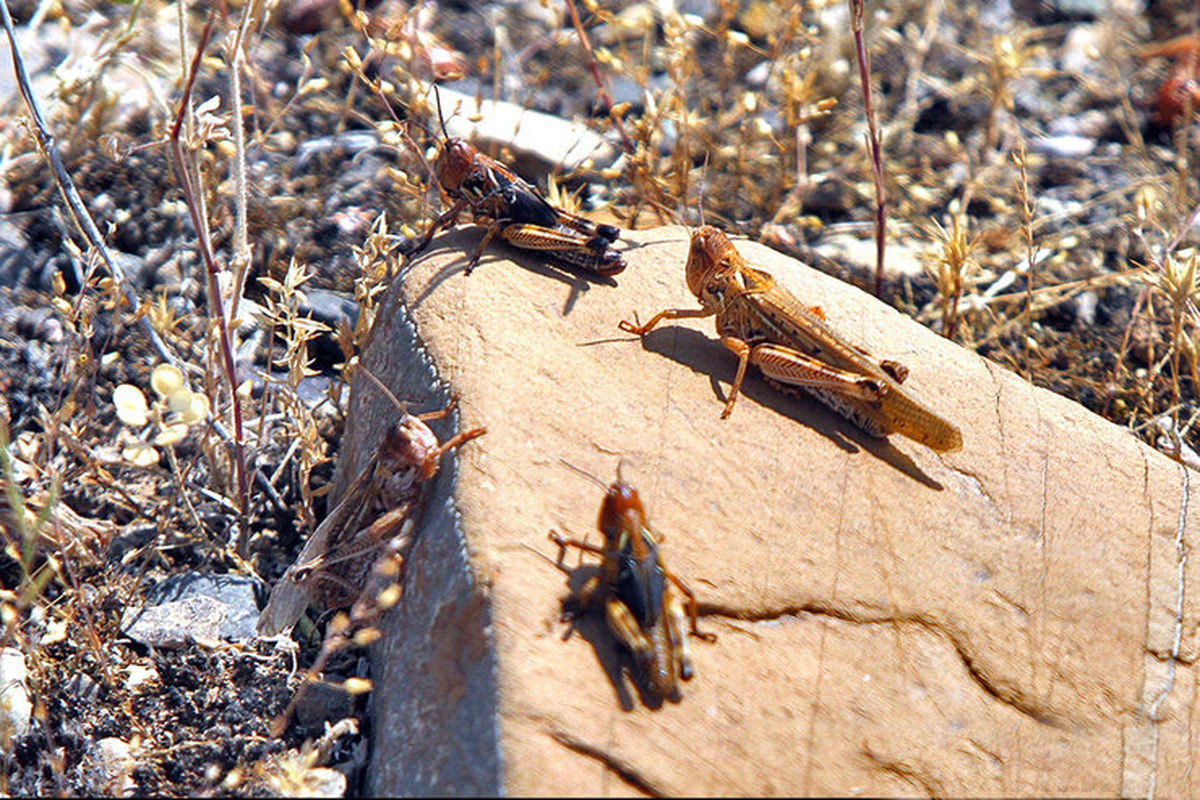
[340,225,1198,796]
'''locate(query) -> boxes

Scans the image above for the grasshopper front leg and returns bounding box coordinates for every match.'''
[719,336,887,420]
[417,197,470,254]
[618,306,716,336]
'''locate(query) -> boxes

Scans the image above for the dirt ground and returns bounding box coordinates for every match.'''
[2,0,1200,794]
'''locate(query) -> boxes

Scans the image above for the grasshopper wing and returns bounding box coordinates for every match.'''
[257,468,374,636]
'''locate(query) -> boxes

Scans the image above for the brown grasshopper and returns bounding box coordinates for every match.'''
[549,465,715,702]
[415,90,625,275]
[257,390,485,636]
[619,226,962,452]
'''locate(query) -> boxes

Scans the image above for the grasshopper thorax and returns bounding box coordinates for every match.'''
[686,225,734,299]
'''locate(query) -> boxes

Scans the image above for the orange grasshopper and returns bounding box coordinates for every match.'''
[619,226,962,452]
[415,90,625,275]
[549,465,715,702]
[257,387,485,636]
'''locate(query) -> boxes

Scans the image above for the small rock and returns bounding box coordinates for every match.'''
[88,737,136,796]
[294,131,380,173]
[299,288,359,370]
[1060,24,1102,76]
[121,572,262,647]
[304,767,348,798]
[0,647,32,741]
[279,0,340,34]
[121,595,228,648]
[809,231,927,280]
[802,174,857,216]
[1030,134,1096,158]
[435,86,618,178]
[13,307,64,344]
[65,671,99,702]
[0,218,35,290]
[1075,290,1099,327]
[124,662,158,691]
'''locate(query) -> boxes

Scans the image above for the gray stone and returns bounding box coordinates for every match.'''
[122,572,262,647]
[0,647,31,741]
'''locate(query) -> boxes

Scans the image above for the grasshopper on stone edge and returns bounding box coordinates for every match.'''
[415,90,625,276]
[257,395,485,637]
[619,226,963,452]
[549,466,715,703]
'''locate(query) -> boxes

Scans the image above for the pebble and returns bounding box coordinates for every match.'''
[121,572,262,648]
[1030,134,1096,159]
[89,737,136,796]
[0,647,32,740]
[434,87,618,177]
[810,232,927,280]
[125,662,158,691]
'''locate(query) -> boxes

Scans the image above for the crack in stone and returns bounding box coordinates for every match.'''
[1145,462,1190,799]
[861,740,945,798]
[702,601,1063,726]
[1121,453,1191,799]
[548,728,664,797]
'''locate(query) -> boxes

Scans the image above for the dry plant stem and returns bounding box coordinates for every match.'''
[226,0,261,321]
[849,0,888,299]
[1015,141,1035,381]
[0,0,176,366]
[168,13,252,549]
[562,0,635,154]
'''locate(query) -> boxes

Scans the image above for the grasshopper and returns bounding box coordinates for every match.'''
[415,90,625,275]
[619,226,962,452]
[549,465,715,702]
[257,392,485,636]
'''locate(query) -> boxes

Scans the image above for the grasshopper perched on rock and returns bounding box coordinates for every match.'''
[257,388,485,637]
[619,226,962,452]
[415,89,625,275]
[549,465,715,702]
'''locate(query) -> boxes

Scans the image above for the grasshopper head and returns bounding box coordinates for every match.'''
[598,479,647,547]
[379,415,442,482]
[686,225,734,298]
[433,137,476,192]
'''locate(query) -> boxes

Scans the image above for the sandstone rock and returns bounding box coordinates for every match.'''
[338,225,1198,795]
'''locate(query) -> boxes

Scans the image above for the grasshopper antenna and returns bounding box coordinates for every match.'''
[356,363,409,416]
[559,459,609,489]
[434,83,451,142]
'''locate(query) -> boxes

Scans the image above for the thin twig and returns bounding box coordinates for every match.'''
[562,0,634,154]
[849,0,888,299]
[0,0,176,366]
[167,12,252,550]
[227,0,261,321]
[1015,140,1035,382]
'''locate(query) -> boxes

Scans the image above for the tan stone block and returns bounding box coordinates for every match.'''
[345,226,1198,796]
